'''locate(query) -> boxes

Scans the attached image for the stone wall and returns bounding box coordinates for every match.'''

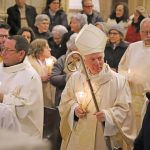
[0,0,150,22]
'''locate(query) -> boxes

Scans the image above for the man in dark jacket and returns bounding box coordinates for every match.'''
[81,0,103,24]
[7,0,37,35]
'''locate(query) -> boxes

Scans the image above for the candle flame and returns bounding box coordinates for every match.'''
[75,91,87,104]
[128,69,131,74]
[46,58,53,67]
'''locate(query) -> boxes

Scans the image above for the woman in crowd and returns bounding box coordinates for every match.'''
[42,0,68,31]
[28,38,56,107]
[28,38,57,148]
[61,13,87,55]
[104,24,129,72]
[49,25,68,59]
[17,27,35,43]
[107,2,129,35]
[33,14,52,43]
[125,6,149,43]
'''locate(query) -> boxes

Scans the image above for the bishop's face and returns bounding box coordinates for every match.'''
[84,52,104,75]
[140,21,150,47]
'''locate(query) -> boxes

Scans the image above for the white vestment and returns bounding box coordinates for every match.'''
[0,57,44,138]
[59,64,137,150]
[0,129,50,150]
[118,41,150,129]
[0,103,20,131]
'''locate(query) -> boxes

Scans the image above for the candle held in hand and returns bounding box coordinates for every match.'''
[45,58,53,74]
[75,91,87,109]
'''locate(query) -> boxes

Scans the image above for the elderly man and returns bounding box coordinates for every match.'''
[81,0,103,24]
[0,35,43,137]
[59,24,137,150]
[7,0,37,35]
[118,18,150,130]
[0,22,10,46]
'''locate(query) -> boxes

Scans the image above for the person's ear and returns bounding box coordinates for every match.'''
[18,50,26,58]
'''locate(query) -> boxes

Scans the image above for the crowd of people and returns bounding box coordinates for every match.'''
[0,0,150,150]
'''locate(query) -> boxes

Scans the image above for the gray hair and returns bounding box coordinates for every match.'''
[140,17,150,29]
[34,14,50,26]
[71,13,88,29]
[67,33,78,51]
[52,25,68,38]
[95,22,109,34]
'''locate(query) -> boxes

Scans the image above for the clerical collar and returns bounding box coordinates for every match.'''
[87,64,112,85]
[3,59,24,67]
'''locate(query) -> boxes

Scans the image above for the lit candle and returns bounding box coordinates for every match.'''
[128,68,132,81]
[45,58,53,74]
[75,91,87,109]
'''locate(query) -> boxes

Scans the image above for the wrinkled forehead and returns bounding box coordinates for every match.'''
[0,28,9,35]
[4,39,16,48]
[15,0,25,3]
[83,0,93,5]
[84,52,104,58]
[141,21,150,29]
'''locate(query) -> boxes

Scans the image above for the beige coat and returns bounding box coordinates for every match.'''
[59,64,137,150]
[118,41,150,129]
[28,55,56,107]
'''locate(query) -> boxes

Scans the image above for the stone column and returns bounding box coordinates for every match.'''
[100,0,112,21]
[0,0,8,22]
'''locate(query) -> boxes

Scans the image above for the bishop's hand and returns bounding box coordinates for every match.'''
[75,106,87,119]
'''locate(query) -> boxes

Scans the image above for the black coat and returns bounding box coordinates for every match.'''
[50,55,67,106]
[104,41,129,71]
[42,9,68,31]
[60,31,74,55]
[7,4,37,35]
[49,40,65,59]
[134,102,150,150]
[81,10,103,24]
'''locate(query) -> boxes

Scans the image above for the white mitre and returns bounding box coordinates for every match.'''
[75,24,107,55]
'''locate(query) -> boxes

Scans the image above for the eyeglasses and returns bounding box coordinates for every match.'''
[141,31,150,35]
[1,47,16,53]
[83,5,93,8]
[0,34,8,38]
[109,32,119,36]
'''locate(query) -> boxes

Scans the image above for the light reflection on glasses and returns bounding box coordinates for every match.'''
[83,5,93,8]
[0,34,9,38]
[141,31,150,35]
[1,47,16,53]
[109,32,119,35]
